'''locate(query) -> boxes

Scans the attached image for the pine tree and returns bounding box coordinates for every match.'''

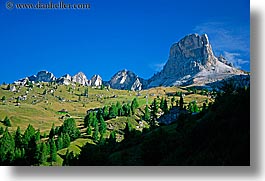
[144,105,150,121]
[23,124,36,148]
[60,118,80,141]
[150,98,159,129]
[86,126,92,136]
[40,142,47,164]
[116,101,122,116]
[99,115,107,135]
[163,99,169,114]
[131,98,139,115]
[49,123,56,139]
[124,121,132,140]
[50,138,57,163]
[0,127,3,135]
[109,104,118,119]
[171,96,176,107]
[84,112,93,128]
[3,116,11,127]
[179,94,184,109]
[102,106,109,120]
[93,124,100,142]
[63,133,71,148]
[14,126,23,148]
[160,98,165,110]
[56,136,63,150]
[0,128,15,164]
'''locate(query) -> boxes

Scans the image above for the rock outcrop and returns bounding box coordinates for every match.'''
[35,71,56,82]
[148,34,245,87]
[72,72,90,86]
[109,69,146,91]
[90,75,102,87]
[56,74,72,85]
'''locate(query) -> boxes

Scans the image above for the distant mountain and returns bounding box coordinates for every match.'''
[108,69,147,91]
[13,33,249,90]
[14,71,102,87]
[147,34,247,88]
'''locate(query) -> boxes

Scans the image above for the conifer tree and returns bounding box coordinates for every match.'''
[50,138,57,163]
[144,105,150,121]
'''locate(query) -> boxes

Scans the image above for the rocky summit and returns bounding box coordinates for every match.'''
[108,69,147,91]
[148,34,246,87]
[71,72,90,86]
[13,33,249,90]
[90,75,102,87]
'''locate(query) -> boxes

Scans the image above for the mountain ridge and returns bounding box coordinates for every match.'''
[13,33,249,90]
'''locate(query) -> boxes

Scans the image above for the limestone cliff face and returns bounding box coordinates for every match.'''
[56,74,72,85]
[148,34,245,87]
[35,71,56,82]
[72,72,90,86]
[109,69,146,91]
[90,75,102,87]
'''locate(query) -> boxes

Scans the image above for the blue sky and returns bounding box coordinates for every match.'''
[0,0,250,83]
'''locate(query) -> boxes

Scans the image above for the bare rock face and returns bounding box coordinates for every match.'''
[90,75,102,87]
[148,34,245,87]
[35,71,56,82]
[109,69,146,91]
[72,72,90,86]
[56,74,72,85]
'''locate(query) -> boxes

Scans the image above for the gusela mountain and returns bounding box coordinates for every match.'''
[148,34,247,87]
[14,33,248,90]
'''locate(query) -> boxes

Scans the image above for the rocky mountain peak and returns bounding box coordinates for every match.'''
[109,69,146,91]
[32,70,56,82]
[148,33,245,87]
[72,72,90,86]
[90,75,102,87]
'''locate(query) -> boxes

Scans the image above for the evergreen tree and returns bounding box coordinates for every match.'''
[3,116,11,127]
[60,118,80,141]
[23,124,36,148]
[131,98,139,115]
[163,99,169,114]
[116,101,122,116]
[124,121,132,140]
[63,133,71,148]
[50,138,57,163]
[40,142,47,164]
[14,126,23,148]
[179,94,184,109]
[150,98,159,129]
[1,96,6,102]
[160,98,165,110]
[99,115,107,135]
[56,136,63,150]
[84,112,93,128]
[86,126,92,136]
[102,106,109,120]
[0,127,3,135]
[171,96,176,107]
[0,128,15,164]
[122,104,131,117]
[144,105,150,121]
[49,123,56,139]
[92,124,99,142]
[91,113,98,128]
[109,104,118,119]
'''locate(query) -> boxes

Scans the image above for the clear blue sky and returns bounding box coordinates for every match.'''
[0,0,250,83]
